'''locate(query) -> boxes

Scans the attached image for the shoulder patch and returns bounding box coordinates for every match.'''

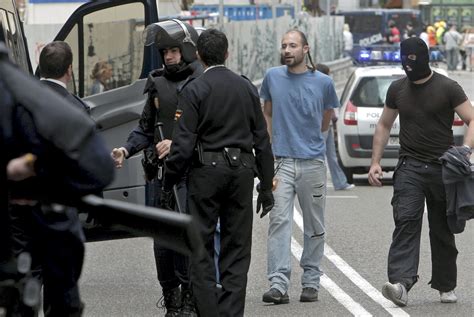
[174,109,183,121]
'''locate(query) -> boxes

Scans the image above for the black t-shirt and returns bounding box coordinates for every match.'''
[386,71,468,163]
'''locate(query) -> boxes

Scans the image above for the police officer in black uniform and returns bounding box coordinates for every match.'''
[111,20,202,317]
[0,41,114,316]
[162,29,275,317]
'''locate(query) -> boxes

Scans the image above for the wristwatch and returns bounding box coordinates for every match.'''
[462,144,472,154]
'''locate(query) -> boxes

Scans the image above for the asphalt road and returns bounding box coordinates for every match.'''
[77,70,474,317]
[79,180,473,317]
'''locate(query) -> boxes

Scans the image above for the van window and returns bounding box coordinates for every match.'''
[387,13,420,32]
[63,24,79,94]
[346,15,382,34]
[82,2,145,97]
[350,76,403,108]
[0,8,29,72]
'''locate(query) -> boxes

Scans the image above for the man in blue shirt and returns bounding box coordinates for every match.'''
[260,29,339,304]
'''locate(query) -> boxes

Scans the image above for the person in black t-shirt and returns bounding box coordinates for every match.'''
[368,37,474,307]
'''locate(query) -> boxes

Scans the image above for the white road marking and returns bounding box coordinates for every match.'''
[291,237,373,316]
[327,196,359,199]
[293,208,409,317]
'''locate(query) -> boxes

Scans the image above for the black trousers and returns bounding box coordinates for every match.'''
[146,177,189,291]
[187,164,254,317]
[389,157,458,292]
[9,204,85,317]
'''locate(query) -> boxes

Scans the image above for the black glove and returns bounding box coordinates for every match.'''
[160,189,175,211]
[256,187,274,218]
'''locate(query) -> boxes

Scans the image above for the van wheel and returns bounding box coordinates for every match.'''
[342,167,353,183]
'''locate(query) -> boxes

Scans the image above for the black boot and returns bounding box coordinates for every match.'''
[158,287,181,317]
[179,289,197,317]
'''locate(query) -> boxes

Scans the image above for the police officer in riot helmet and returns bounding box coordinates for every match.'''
[111,20,202,317]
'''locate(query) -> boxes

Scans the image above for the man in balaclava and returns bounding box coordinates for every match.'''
[368,37,474,307]
[111,20,203,317]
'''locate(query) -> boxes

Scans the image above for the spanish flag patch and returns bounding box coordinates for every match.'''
[174,109,183,121]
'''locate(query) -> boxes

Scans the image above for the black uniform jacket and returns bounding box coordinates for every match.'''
[164,66,274,190]
[41,79,91,114]
[439,147,474,234]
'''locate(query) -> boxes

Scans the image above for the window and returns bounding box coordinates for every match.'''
[346,15,382,34]
[0,8,29,72]
[82,2,145,97]
[351,76,402,108]
[63,24,79,94]
[340,73,355,105]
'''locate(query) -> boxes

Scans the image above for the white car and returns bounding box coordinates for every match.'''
[336,65,466,182]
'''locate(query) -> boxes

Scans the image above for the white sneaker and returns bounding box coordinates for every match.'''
[440,290,457,303]
[336,184,355,191]
[382,282,408,307]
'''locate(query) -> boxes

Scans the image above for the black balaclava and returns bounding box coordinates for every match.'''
[400,37,431,82]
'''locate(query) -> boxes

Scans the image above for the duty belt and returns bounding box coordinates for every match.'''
[198,149,255,168]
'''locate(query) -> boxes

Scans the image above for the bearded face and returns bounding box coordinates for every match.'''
[280,32,308,68]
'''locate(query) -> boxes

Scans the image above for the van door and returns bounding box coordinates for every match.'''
[0,0,31,72]
[53,0,161,208]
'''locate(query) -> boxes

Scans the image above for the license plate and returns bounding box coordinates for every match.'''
[388,137,399,146]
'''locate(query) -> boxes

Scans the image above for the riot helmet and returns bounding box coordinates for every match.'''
[144,19,198,64]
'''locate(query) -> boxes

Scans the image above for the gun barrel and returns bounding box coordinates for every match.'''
[81,195,201,256]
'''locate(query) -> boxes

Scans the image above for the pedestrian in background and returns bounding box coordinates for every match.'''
[443,24,462,71]
[89,60,112,95]
[162,28,274,317]
[111,20,202,316]
[342,23,353,58]
[261,29,339,305]
[402,22,416,40]
[368,37,474,307]
[316,63,354,191]
[386,20,401,45]
[461,26,474,71]
[435,21,447,48]
[427,25,437,48]
[419,24,429,48]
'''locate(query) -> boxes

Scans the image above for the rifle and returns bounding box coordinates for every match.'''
[155,122,184,214]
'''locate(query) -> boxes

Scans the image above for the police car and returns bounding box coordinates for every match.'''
[336,62,466,182]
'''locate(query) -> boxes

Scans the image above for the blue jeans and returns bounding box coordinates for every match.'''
[325,125,350,190]
[267,158,327,294]
[445,48,459,71]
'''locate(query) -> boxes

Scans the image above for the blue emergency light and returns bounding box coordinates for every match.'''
[356,47,400,63]
[354,45,443,65]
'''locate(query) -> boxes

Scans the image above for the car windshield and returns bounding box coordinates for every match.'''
[350,76,403,108]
